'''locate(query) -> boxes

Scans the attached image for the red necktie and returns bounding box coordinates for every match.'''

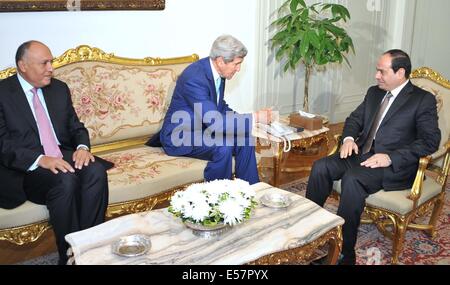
[31,88,63,158]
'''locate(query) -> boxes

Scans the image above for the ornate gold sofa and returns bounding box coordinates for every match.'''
[0,45,207,258]
[331,67,450,264]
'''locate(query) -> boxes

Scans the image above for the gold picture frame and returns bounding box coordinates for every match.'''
[0,0,165,12]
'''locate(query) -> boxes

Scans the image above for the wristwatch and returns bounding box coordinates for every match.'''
[78,145,90,152]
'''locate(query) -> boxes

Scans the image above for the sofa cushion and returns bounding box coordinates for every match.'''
[98,146,208,204]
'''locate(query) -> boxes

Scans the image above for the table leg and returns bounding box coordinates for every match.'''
[272,146,283,186]
[324,225,343,265]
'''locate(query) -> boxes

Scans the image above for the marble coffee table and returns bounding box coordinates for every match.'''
[65,182,344,265]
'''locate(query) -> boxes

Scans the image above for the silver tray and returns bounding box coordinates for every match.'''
[111,234,151,257]
[260,193,292,208]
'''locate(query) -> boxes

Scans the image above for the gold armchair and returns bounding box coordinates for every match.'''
[331,67,450,264]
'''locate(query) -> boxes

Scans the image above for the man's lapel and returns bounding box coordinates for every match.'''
[202,58,218,104]
[379,82,414,128]
[9,75,39,134]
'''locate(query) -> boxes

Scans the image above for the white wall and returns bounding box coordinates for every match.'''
[410,0,450,78]
[0,0,258,113]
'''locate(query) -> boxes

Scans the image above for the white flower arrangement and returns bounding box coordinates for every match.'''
[168,179,257,226]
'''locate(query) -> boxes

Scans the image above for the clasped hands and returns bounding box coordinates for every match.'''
[38,149,95,174]
[340,140,391,168]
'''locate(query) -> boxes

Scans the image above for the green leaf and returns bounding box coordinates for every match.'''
[290,0,299,13]
[300,31,310,58]
[298,0,307,8]
[308,30,320,49]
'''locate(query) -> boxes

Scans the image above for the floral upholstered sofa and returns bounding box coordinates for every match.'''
[0,45,206,255]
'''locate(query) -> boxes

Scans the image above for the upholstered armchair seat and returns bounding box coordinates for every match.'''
[333,176,443,215]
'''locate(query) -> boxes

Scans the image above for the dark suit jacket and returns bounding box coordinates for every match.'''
[0,75,112,209]
[147,57,250,154]
[342,81,441,190]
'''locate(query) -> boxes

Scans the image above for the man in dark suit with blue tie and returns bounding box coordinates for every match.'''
[147,35,260,184]
[306,50,441,264]
[0,41,112,264]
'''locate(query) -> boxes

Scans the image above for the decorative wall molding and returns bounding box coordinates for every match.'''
[0,0,165,12]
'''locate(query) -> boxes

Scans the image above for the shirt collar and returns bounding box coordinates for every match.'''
[17,73,35,95]
[209,58,221,83]
[389,79,410,98]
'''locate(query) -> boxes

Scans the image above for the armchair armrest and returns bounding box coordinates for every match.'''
[328,134,342,156]
[408,156,431,205]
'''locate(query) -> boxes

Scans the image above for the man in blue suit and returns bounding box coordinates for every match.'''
[146,35,260,184]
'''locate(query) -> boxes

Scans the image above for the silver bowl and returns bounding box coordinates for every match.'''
[184,221,230,238]
[260,193,292,208]
[111,234,151,257]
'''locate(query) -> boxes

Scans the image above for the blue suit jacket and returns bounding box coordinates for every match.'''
[147,57,250,156]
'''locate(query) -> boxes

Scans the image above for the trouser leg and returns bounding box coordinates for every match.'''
[337,166,383,258]
[24,169,80,264]
[233,145,259,184]
[188,145,233,181]
[306,153,355,207]
[76,161,109,230]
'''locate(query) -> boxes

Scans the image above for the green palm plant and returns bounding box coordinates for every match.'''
[271,0,355,112]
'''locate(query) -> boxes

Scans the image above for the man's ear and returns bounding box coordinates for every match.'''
[397,67,406,79]
[217,56,225,66]
[17,60,26,73]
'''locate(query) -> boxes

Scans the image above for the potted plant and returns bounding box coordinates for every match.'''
[270,0,355,112]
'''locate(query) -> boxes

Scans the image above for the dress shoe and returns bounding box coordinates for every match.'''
[336,254,356,265]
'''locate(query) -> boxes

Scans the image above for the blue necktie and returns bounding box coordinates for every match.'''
[215,77,221,105]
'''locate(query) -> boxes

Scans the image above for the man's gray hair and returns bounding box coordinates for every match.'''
[209,35,248,63]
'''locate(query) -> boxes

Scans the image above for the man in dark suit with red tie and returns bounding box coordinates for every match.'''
[0,41,113,264]
[306,50,441,264]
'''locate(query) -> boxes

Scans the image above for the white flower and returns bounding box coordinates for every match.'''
[219,198,244,225]
[168,179,255,226]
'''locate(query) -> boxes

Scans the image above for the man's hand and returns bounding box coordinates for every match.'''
[73,148,95,170]
[340,139,359,159]
[254,108,273,124]
[361,153,392,168]
[38,156,75,174]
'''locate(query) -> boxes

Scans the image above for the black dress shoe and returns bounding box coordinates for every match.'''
[336,254,356,265]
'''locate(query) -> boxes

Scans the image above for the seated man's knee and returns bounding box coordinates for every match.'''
[82,161,108,181]
[212,146,233,161]
[341,169,362,188]
[56,172,80,196]
[311,157,328,174]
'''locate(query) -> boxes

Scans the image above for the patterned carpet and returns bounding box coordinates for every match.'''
[281,178,450,265]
